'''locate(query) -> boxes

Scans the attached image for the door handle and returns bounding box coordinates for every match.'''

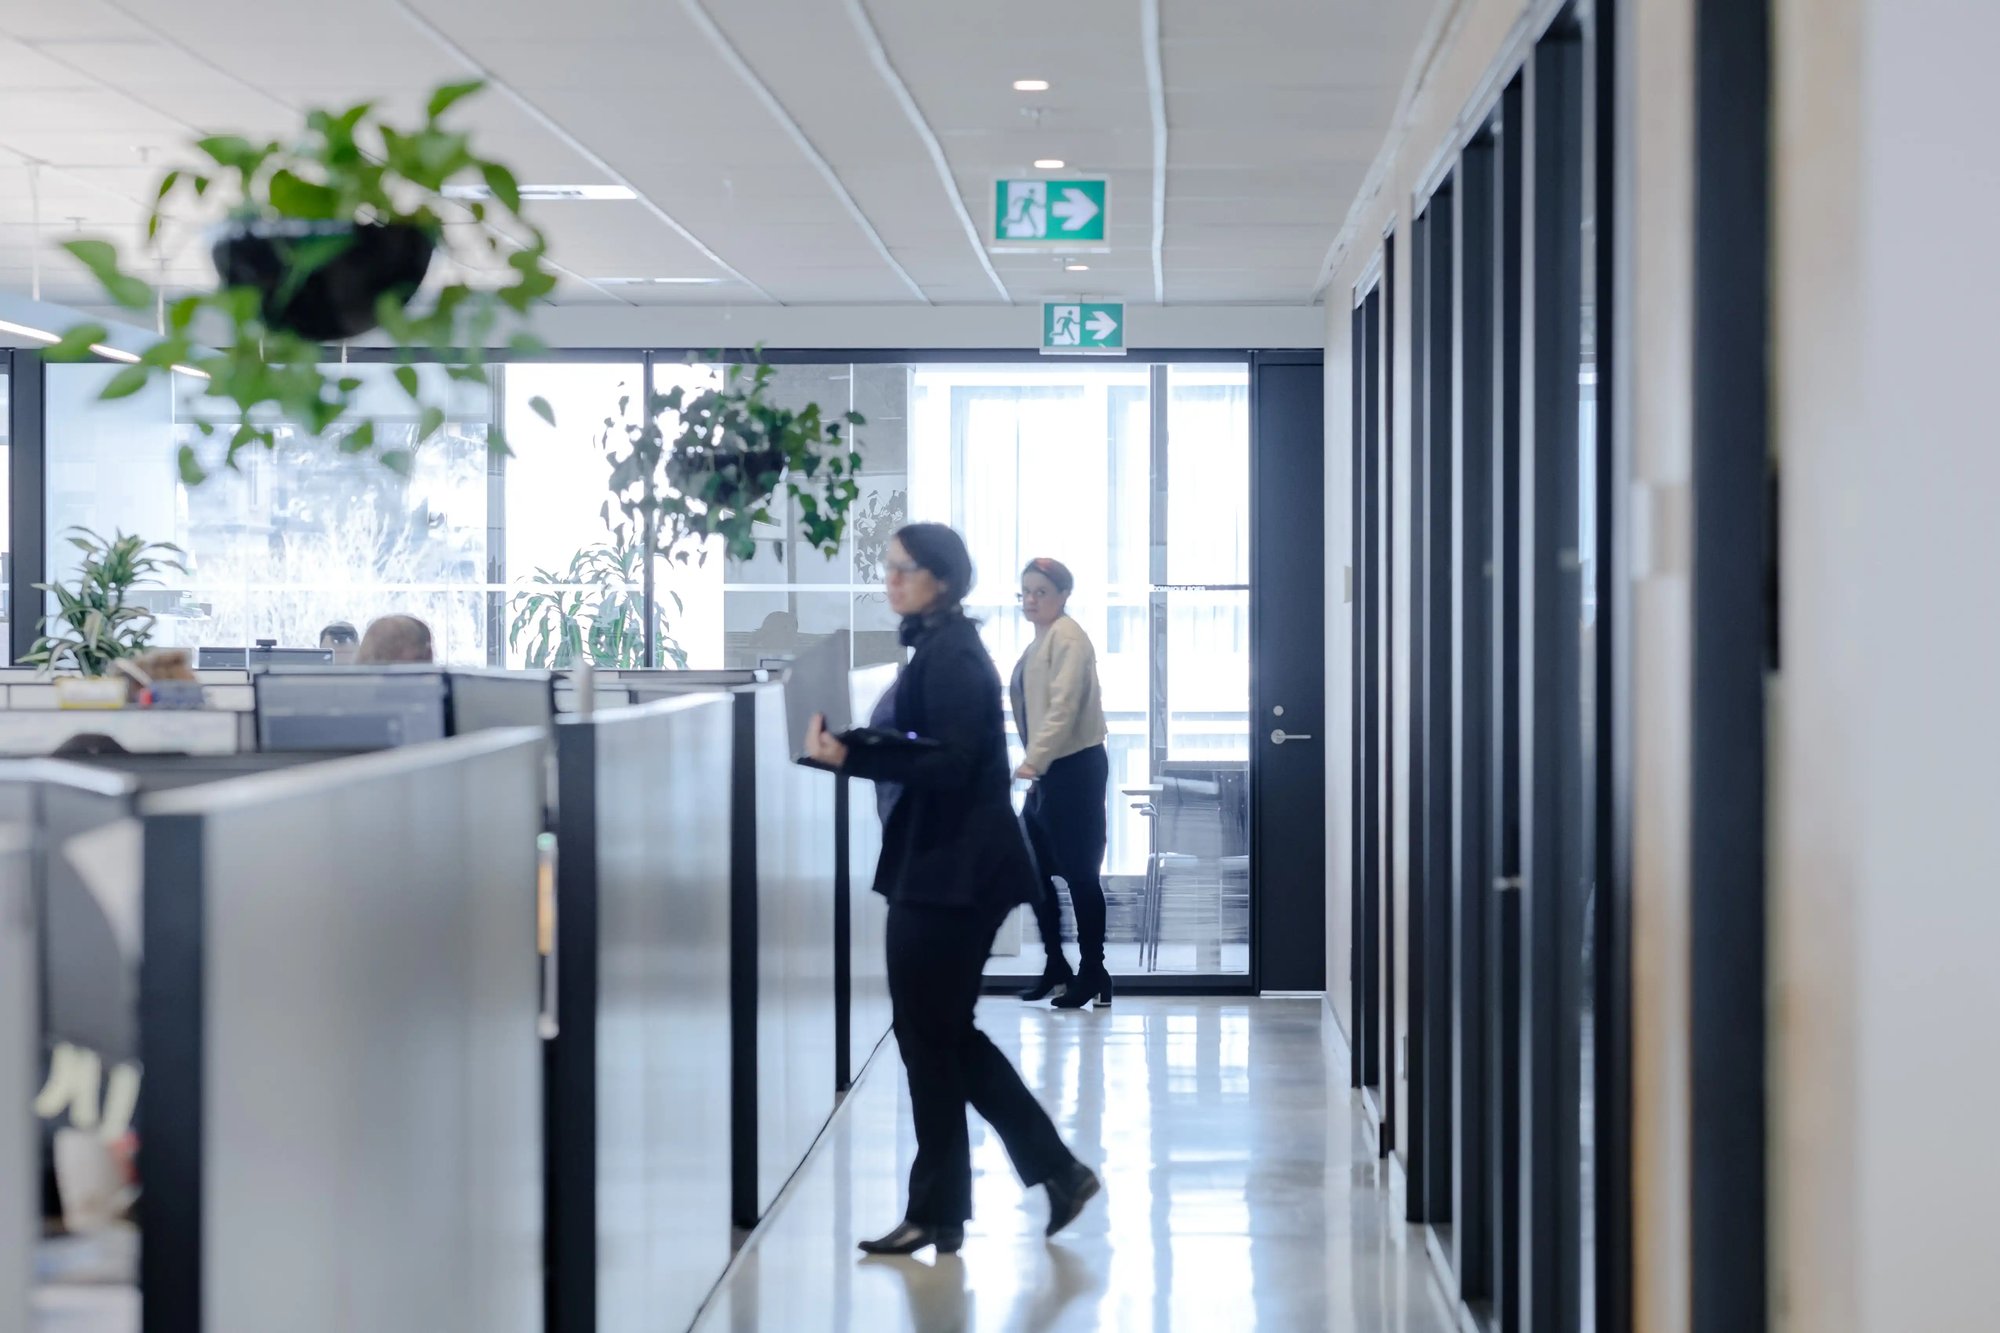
[1269,729,1315,746]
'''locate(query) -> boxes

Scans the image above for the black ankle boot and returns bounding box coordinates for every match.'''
[1051,965,1112,1010]
[858,1220,964,1255]
[1043,1162,1102,1237]
[1018,960,1073,1002]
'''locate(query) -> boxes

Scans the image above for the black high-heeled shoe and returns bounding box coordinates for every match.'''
[858,1220,965,1255]
[1018,961,1074,1003]
[1043,1162,1102,1237]
[1050,966,1112,1010]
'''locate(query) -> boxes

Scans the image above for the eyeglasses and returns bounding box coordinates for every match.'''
[885,557,924,578]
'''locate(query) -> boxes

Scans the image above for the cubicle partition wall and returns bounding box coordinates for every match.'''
[140,731,547,1333]
[547,694,736,1333]
[0,708,246,757]
[838,665,897,1091]
[1,831,30,1333]
[621,673,839,1230]
[738,681,839,1225]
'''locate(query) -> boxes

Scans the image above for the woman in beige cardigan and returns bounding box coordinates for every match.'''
[1010,558,1113,1008]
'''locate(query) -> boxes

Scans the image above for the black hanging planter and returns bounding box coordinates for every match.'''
[210,218,435,343]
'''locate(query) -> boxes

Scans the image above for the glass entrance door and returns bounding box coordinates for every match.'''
[903,361,1252,982]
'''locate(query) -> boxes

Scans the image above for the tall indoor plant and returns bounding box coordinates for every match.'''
[508,522,689,669]
[47,79,558,483]
[602,356,864,665]
[24,529,187,677]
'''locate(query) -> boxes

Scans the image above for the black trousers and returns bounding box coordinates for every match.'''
[1022,745,1110,971]
[887,901,1073,1225]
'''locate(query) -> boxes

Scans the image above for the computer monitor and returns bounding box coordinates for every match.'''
[448,670,556,735]
[253,670,448,753]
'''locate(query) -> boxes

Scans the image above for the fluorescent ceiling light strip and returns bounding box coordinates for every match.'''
[89,345,140,364]
[844,0,1011,303]
[1142,0,1168,305]
[0,318,58,344]
[393,0,777,305]
[680,0,930,304]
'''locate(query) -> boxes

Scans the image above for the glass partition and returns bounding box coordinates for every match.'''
[36,353,1252,976]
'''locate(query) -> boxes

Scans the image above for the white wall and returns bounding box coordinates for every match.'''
[1774,1,2000,1328]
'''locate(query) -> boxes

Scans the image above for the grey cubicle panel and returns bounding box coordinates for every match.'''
[547,694,735,1333]
[839,664,897,1091]
[1,830,30,1333]
[0,764,144,1095]
[620,674,838,1229]
[139,730,546,1333]
[447,669,556,734]
[0,709,245,757]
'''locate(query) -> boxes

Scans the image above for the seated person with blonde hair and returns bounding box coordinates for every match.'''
[355,615,434,665]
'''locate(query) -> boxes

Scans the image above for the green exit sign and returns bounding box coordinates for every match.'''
[1043,302,1125,354]
[995,178,1108,245]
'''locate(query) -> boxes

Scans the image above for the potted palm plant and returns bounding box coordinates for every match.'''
[46,79,558,484]
[24,529,187,705]
[509,521,689,669]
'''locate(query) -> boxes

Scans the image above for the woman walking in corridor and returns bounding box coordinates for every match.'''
[1010,558,1113,1009]
[803,523,1101,1255]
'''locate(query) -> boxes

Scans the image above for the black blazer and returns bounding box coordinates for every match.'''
[843,611,1038,912]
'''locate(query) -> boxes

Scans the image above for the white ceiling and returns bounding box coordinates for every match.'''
[0,0,1429,311]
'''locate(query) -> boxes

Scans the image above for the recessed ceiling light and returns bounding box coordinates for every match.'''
[442,183,637,202]
[1013,79,1051,92]
[1035,159,1066,170]
[1065,262,1090,272]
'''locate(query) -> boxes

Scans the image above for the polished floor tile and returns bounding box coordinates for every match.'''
[692,998,1457,1333]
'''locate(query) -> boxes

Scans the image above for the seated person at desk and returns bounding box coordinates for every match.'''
[355,615,433,665]
[318,621,359,666]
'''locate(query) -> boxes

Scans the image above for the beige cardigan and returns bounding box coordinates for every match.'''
[1009,614,1109,774]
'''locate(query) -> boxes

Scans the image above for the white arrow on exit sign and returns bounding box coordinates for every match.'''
[1052,187,1101,233]
[1086,308,1119,341]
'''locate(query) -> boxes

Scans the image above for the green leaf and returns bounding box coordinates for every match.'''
[195,134,260,171]
[379,449,414,477]
[62,237,121,282]
[177,445,207,487]
[426,79,486,122]
[395,365,420,399]
[418,405,445,443]
[528,395,555,427]
[480,162,522,213]
[99,364,153,400]
[44,323,111,363]
[268,169,342,219]
[154,170,181,204]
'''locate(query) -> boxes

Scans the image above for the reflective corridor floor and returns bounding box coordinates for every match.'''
[692,997,1458,1333]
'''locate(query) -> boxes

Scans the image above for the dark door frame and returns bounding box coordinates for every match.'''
[1452,128,1499,1304]
[1491,74,1528,1333]
[1249,348,1328,993]
[1689,0,1771,1327]
[1410,184,1459,1228]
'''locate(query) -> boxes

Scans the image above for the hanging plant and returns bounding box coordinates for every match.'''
[45,79,558,484]
[599,356,863,665]
[24,529,187,677]
[604,356,865,568]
